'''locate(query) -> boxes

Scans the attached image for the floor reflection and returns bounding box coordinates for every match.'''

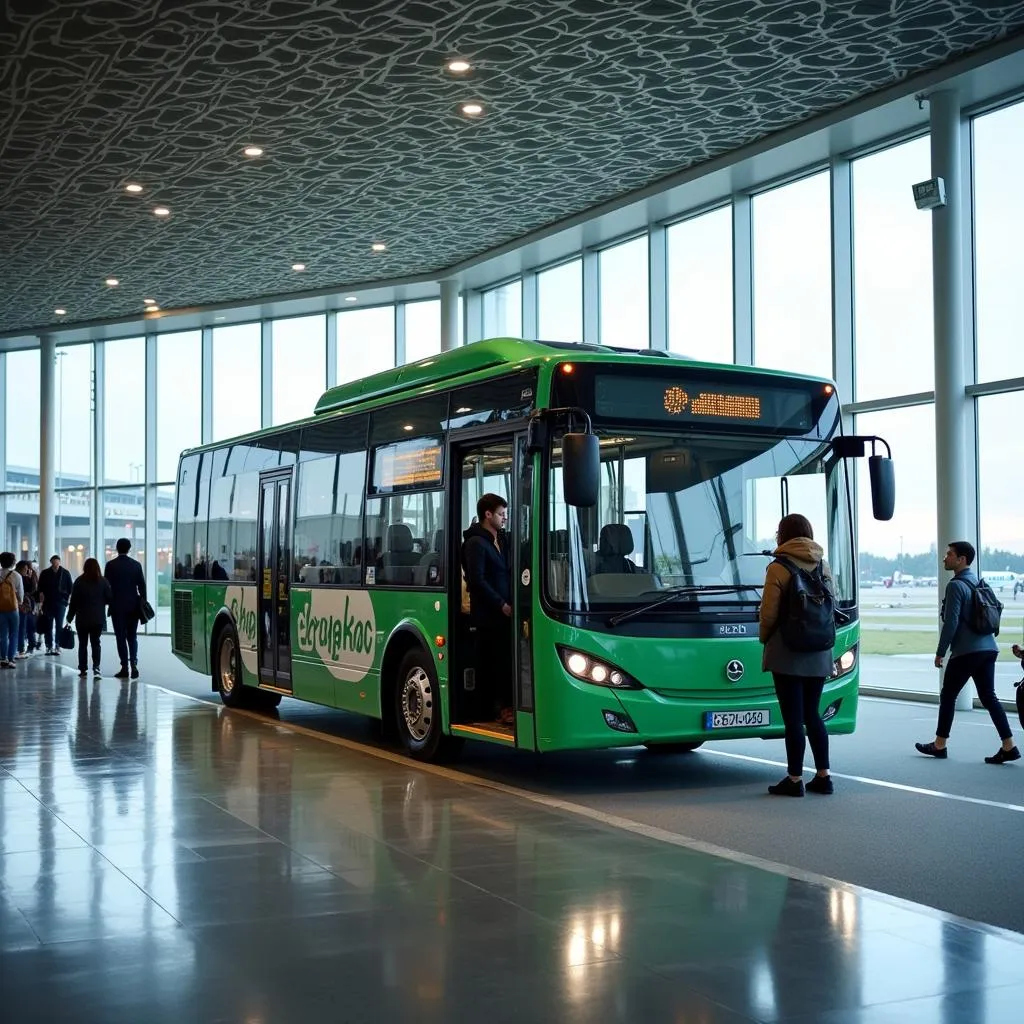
[1,658,1023,1022]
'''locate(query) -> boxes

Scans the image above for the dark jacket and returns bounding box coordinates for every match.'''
[68,576,112,632]
[937,569,999,659]
[38,565,72,607]
[19,569,38,613]
[462,524,511,626]
[104,554,147,622]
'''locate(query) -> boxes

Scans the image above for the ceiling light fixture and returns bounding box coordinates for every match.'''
[54,308,67,316]
[243,145,263,157]
[291,263,306,271]
[403,424,414,432]
[143,297,156,304]
[214,316,226,322]
[461,102,484,117]
[145,304,160,312]
[105,277,119,287]
[153,206,170,217]
[371,242,387,252]
[447,60,471,73]
[344,295,358,302]
[125,183,144,194]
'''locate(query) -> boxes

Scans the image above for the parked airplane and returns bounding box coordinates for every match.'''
[981,570,1020,592]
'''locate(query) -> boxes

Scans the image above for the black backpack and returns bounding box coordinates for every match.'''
[959,578,1002,636]
[774,557,836,653]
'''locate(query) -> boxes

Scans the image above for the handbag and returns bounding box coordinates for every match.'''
[138,597,155,624]
[58,625,75,650]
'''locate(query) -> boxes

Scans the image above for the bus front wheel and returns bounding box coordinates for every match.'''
[215,626,248,708]
[394,649,461,762]
[643,741,704,754]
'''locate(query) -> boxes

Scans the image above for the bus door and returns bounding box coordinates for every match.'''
[256,469,293,692]
[448,431,536,749]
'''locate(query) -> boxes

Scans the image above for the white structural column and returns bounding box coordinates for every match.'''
[440,278,460,351]
[39,333,57,562]
[929,89,971,710]
[648,225,668,351]
[732,195,754,366]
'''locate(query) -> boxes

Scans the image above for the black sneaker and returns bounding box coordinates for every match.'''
[78,669,87,677]
[806,775,834,795]
[93,670,102,680]
[130,665,139,679]
[114,667,130,680]
[915,741,947,759]
[768,777,805,797]
[984,746,1021,765]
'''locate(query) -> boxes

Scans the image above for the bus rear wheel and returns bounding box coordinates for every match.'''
[215,626,249,708]
[643,741,704,754]
[394,649,461,762]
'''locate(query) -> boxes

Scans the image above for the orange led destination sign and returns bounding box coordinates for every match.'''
[594,375,817,431]
[374,441,443,491]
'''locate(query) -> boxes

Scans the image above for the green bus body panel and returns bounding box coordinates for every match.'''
[529,619,859,752]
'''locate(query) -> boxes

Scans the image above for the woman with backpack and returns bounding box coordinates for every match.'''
[15,560,39,657]
[0,551,25,669]
[66,558,112,679]
[759,514,835,797]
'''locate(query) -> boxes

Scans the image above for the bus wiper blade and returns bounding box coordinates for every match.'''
[608,584,762,628]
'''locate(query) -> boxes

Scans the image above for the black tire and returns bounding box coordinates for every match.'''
[393,648,462,762]
[643,741,704,754]
[252,689,283,709]
[214,625,249,708]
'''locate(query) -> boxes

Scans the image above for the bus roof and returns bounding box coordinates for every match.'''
[315,337,834,416]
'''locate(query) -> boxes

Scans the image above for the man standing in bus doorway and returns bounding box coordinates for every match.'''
[916,541,1019,764]
[462,494,513,726]
[104,538,147,680]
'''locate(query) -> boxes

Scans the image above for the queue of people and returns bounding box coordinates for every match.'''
[0,539,148,678]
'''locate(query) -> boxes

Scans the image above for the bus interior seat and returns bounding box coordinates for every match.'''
[414,530,444,586]
[382,523,420,584]
[595,524,637,575]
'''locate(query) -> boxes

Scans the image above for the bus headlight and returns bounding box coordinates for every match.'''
[558,646,642,689]
[831,645,857,679]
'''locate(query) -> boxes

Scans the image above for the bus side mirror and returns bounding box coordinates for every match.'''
[868,454,895,521]
[562,432,599,507]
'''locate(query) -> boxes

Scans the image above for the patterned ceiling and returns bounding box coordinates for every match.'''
[1,1,1022,335]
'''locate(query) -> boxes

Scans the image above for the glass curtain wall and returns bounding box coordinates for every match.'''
[537,259,583,342]
[337,306,395,384]
[599,236,649,349]
[272,314,326,425]
[404,300,441,363]
[482,281,522,338]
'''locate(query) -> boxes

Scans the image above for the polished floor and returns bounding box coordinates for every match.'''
[1,656,1023,1023]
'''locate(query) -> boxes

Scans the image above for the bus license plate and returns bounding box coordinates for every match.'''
[704,709,770,730]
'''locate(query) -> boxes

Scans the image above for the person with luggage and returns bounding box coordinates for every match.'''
[104,538,147,679]
[0,552,25,669]
[15,560,38,657]
[915,541,1019,764]
[37,554,73,656]
[758,513,836,797]
[66,558,112,679]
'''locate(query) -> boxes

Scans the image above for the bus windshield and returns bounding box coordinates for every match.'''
[547,431,854,614]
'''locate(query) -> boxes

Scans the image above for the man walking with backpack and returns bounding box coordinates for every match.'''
[915,541,1019,764]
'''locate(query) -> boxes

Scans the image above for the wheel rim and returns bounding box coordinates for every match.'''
[400,666,433,742]
[219,634,237,695]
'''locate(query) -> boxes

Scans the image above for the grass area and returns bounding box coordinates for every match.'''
[860,631,936,656]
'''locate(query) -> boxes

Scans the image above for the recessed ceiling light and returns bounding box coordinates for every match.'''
[291,263,306,272]
[214,316,226,321]
[153,206,170,217]
[143,297,156,304]
[125,183,144,194]
[403,424,414,432]
[461,102,484,117]
[54,308,67,316]
[105,277,119,287]
[447,60,471,73]
[145,304,160,312]
[344,295,358,302]
[371,242,387,252]
[243,145,263,157]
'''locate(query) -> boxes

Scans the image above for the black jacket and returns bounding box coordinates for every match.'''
[68,576,112,632]
[38,565,72,607]
[462,524,511,625]
[104,554,147,621]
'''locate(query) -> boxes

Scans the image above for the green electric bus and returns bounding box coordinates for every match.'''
[170,338,894,760]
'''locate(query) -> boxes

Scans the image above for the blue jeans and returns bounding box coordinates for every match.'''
[18,610,37,652]
[42,603,67,650]
[0,609,19,662]
[113,616,139,668]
